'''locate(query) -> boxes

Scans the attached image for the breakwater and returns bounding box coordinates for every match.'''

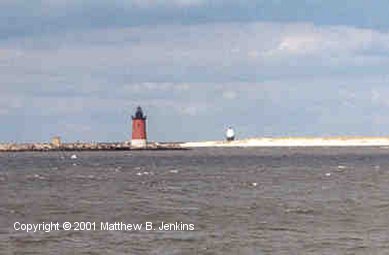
[0,142,185,152]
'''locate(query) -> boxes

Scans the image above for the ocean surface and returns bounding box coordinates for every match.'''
[2,147,389,254]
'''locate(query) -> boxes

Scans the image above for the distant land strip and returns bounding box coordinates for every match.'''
[180,137,389,148]
[0,142,185,152]
[3,137,389,152]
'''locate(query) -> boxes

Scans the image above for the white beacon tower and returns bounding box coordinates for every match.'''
[225,127,235,141]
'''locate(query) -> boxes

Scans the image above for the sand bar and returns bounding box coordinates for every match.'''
[180,137,389,148]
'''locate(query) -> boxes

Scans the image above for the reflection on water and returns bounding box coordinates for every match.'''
[2,147,389,254]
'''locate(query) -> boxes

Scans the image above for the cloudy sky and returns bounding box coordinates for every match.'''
[2,1,389,142]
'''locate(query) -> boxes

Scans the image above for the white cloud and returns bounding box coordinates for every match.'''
[180,106,201,116]
[222,90,237,100]
[266,24,389,57]
[122,83,191,94]
[277,34,320,54]
[130,0,205,7]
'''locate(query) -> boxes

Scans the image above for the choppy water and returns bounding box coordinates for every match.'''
[2,147,389,254]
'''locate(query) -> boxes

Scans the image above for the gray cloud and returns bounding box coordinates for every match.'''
[3,22,389,82]
[2,0,389,41]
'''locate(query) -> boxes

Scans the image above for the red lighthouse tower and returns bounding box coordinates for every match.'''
[131,106,147,148]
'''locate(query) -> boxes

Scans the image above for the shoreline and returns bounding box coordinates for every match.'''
[0,142,186,152]
[180,136,389,148]
[4,136,389,152]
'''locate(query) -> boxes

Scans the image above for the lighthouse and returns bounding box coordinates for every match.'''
[225,127,235,141]
[131,106,147,148]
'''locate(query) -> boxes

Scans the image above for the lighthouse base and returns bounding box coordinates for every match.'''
[131,139,147,148]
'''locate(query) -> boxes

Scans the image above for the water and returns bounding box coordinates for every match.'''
[2,147,389,254]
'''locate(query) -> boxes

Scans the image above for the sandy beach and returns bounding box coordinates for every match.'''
[181,137,389,148]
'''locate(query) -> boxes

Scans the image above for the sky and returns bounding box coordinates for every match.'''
[2,1,389,142]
